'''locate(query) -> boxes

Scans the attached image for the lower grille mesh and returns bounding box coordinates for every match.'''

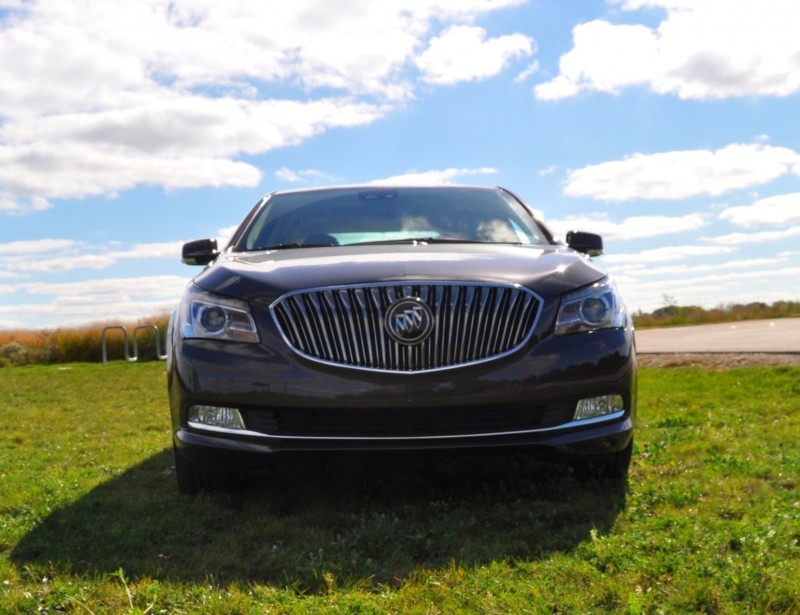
[242,402,575,439]
[270,282,542,372]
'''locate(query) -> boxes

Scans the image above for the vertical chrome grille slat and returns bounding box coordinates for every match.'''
[305,293,333,360]
[318,291,340,362]
[292,295,320,356]
[510,293,534,347]
[500,291,521,349]
[370,287,387,369]
[493,287,508,353]
[270,282,542,373]
[351,288,371,367]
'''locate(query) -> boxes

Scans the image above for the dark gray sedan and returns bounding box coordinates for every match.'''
[167,185,636,493]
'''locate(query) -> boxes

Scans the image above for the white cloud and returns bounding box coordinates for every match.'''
[109,242,184,260]
[0,239,78,256]
[536,0,800,101]
[706,225,800,246]
[609,252,800,311]
[21,274,186,298]
[275,167,341,185]
[0,0,528,214]
[601,244,735,265]
[0,270,25,281]
[0,274,190,329]
[416,25,534,85]
[546,212,708,240]
[0,3,431,114]
[0,240,186,276]
[565,143,800,202]
[718,192,800,228]
[613,263,800,312]
[11,254,118,275]
[275,168,304,183]
[610,253,794,277]
[514,61,540,83]
[627,266,800,293]
[0,192,52,215]
[371,167,498,185]
[0,97,387,201]
[535,20,657,100]
[3,97,388,158]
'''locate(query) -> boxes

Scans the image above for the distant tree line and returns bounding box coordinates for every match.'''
[633,298,800,329]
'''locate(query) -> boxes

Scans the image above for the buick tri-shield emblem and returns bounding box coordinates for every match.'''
[385,297,434,345]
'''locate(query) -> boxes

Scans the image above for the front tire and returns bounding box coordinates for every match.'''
[173,444,244,494]
[570,439,633,481]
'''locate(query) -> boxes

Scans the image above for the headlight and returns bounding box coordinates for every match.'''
[555,278,627,336]
[180,285,259,343]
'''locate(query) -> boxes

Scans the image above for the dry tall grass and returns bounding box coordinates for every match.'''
[0,313,171,366]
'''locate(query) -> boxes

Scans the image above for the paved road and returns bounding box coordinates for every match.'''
[635,317,800,353]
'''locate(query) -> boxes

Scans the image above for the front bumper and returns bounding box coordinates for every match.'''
[169,326,636,466]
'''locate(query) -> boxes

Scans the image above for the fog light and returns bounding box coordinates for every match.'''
[574,394,624,421]
[188,405,246,430]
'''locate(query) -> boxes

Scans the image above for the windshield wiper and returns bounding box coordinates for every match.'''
[258,243,303,250]
[252,241,343,251]
[422,237,522,245]
[257,238,525,250]
[348,238,424,246]
[350,237,521,246]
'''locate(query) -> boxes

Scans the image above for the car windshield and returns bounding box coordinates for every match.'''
[234,187,550,251]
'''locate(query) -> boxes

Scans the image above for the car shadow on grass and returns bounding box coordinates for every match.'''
[11,449,627,592]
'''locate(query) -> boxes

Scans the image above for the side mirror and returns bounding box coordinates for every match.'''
[181,238,219,266]
[566,231,603,257]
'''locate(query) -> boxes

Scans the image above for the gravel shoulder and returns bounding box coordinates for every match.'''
[638,353,800,368]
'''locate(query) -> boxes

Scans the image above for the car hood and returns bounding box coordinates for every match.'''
[193,243,607,303]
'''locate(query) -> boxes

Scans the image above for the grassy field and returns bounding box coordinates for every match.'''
[1,362,798,613]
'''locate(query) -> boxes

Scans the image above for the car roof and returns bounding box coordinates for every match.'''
[266,184,505,197]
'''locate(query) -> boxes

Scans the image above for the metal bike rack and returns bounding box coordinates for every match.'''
[102,324,168,365]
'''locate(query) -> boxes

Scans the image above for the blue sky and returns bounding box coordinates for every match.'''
[1,0,799,330]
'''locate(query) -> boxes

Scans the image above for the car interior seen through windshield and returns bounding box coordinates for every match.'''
[234,187,550,251]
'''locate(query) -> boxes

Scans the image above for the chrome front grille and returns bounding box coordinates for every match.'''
[270,282,542,373]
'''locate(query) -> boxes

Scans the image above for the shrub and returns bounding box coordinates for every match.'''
[0,342,33,367]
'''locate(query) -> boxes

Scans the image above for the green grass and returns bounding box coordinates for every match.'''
[1,362,798,613]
